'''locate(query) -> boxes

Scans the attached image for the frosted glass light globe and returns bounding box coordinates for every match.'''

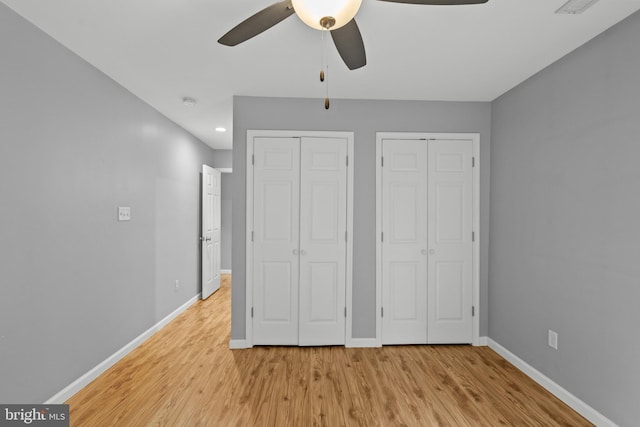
[291,0,363,30]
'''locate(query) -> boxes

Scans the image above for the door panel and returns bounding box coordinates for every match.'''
[307,262,338,321]
[310,183,339,241]
[382,140,428,344]
[391,184,419,241]
[390,262,418,320]
[299,137,347,345]
[435,184,464,242]
[253,137,300,345]
[262,262,293,320]
[435,262,464,320]
[262,182,295,240]
[427,139,473,344]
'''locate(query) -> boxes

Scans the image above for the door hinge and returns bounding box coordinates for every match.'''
[344,307,347,318]
[381,307,384,318]
[472,231,475,242]
[345,230,348,242]
[381,231,384,242]
[472,157,475,167]
[472,306,475,317]
[251,307,254,318]
[381,157,384,167]
[251,231,254,242]
[346,156,349,167]
[252,154,254,165]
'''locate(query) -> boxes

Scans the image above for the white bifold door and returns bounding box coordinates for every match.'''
[252,136,347,346]
[382,138,473,344]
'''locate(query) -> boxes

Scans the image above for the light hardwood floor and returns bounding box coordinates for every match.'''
[67,275,591,426]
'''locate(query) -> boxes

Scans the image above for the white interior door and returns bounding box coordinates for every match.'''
[427,139,473,343]
[298,137,347,346]
[381,140,428,344]
[202,165,221,299]
[252,137,301,345]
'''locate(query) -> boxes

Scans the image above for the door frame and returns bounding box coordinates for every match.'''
[245,130,355,347]
[376,132,481,346]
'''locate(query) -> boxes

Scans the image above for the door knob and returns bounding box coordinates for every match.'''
[429,249,435,255]
[205,236,212,242]
[300,250,307,255]
[421,249,427,255]
[292,249,299,255]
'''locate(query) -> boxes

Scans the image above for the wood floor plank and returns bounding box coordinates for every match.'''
[66,274,592,426]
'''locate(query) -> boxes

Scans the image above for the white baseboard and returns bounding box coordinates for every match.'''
[475,336,488,346]
[346,338,380,348]
[488,338,617,427]
[45,294,201,404]
[221,269,232,274]
[229,339,250,349]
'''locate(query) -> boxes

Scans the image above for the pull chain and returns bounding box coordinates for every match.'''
[320,28,330,109]
[320,29,325,82]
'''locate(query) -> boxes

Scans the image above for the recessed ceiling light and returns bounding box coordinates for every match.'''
[556,0,600,14]
[215,127,226,132]
[182,96,197,107]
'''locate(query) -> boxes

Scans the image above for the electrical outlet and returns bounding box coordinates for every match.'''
[548,329,558,350]
[175,280,180,292]
[118,206,131,221]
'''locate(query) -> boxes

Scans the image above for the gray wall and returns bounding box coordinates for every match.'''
[232,97,491,340]
[221,171,233,271]
[212,149,232,170]
[489,11,640,426]
[0,4,220,403]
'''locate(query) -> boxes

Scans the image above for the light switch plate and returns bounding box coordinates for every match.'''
[118,206,131,221]
[548,329,558,350]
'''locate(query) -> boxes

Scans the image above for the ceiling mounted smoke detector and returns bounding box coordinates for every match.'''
[556,0,600,15]
[182,97,197,107]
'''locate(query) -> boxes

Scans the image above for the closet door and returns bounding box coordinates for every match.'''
[253,137,301,345]
[298,137,347,345]
[381,139,428,344]
[427,139,473,343]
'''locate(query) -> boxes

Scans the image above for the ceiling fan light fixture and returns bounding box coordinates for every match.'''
[292,0,362,30]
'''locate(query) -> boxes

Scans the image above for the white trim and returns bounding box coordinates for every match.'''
[45,294,200,404]
[217,168,232,173]
[471,135,481,346]
[375,137,383,347]
[221,269,232,274]
[344,133,355,348]
[476,336,488,346]
[346,338,380,348]
[246,130,354,347]
[488,338,618,427]
[229,339,250,349]
[245,132,255,348]
[375,132,481,346]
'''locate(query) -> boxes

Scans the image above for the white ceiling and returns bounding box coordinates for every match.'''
[3,0,640,150]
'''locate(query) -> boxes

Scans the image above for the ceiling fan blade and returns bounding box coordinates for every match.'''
[330,19,367,70]
[218,1,295,46]
[378,0,488,4]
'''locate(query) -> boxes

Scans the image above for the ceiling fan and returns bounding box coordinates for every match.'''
[218,0,489,70]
